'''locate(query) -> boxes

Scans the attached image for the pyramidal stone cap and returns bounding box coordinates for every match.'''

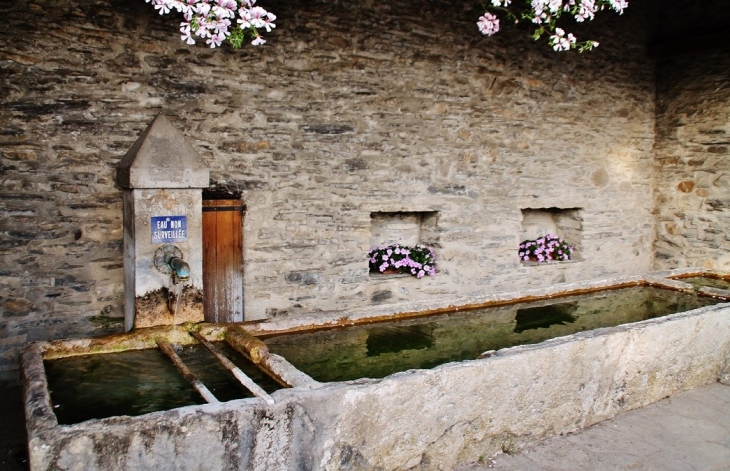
[117,114,209,189]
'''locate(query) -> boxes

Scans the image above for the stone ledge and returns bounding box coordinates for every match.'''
[520,258,583,267]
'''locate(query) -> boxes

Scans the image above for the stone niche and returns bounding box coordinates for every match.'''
[520,208,583,260]
[369,211,439,249]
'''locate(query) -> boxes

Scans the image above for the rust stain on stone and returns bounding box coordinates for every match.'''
[665,223,680,235]
[134,286,203,329]
[677,180,695,193]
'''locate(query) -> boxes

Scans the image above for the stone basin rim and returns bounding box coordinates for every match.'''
[33,268,730,363]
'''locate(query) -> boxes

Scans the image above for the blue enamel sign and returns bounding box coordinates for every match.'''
[151,216,187,243]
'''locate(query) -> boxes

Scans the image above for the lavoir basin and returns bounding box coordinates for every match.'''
[45,341,285,425]
[263,285,721,383]
[22,270,730,470]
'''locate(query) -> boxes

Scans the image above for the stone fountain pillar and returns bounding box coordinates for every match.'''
[116,115,209,331]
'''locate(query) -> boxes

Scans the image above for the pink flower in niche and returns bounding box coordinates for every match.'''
[369,244,436,278]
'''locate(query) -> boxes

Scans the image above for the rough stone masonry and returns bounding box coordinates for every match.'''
[0,0,728,375]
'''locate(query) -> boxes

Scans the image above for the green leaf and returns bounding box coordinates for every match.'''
[229,27,245,49]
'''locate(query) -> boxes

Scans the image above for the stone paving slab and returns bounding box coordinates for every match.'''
[457,382,730,471]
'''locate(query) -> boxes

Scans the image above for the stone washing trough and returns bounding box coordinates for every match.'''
[22,269,730,470]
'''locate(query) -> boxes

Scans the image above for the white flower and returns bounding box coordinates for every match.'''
[194,2,210,16]
[180,21,195,44]
[237,7,252,28]
[550,27,576,51]
[153,0,172,15]
[247,6,269,28]
[608,0,628,14]
[212,0,236,19]
[575,0,597,21]
[251,36,266,45]
[206,32,225,48]
[262,12,276,32]
[212,18,232,36]
[195,18,211,38]
[477,13,500,36]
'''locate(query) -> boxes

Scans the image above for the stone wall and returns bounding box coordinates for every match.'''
[0,0,657,375]
[653,51,730,270]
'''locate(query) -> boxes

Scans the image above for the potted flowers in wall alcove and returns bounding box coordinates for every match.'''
[519,207,583,264]
[518,234,574,264]
[368,245,436,278]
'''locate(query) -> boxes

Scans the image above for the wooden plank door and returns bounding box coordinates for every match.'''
[202,199,244,323]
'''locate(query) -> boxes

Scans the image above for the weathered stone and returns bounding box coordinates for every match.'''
[1,298,34,317]
[343,158,368,172]
[677,180,695,193]
[2,149,38,161]
[653,52,730,272]
[426,185,470,196]
[3,100,91,114]
[285,272,321,285]
[134,286,203,328]
[707,199,729,210]
[301,124,355,135]
[265,308,289,317]
[372,290,392,303]
[591,168,610,187]
[116,114,209,189]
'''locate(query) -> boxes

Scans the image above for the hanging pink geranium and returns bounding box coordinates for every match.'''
[145,0,275,48]
[477,0,628,52]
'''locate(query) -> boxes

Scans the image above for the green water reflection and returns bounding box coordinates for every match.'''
[513,302,578,333]
[45,342,282,424]
[46,349,203,424]
[264,286,722,383]
[679,276,730,291]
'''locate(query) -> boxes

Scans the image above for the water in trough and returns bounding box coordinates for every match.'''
[44,285,721,424]
[45,342,282,424]
[264,286,721,383]
[678,275,730,292]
